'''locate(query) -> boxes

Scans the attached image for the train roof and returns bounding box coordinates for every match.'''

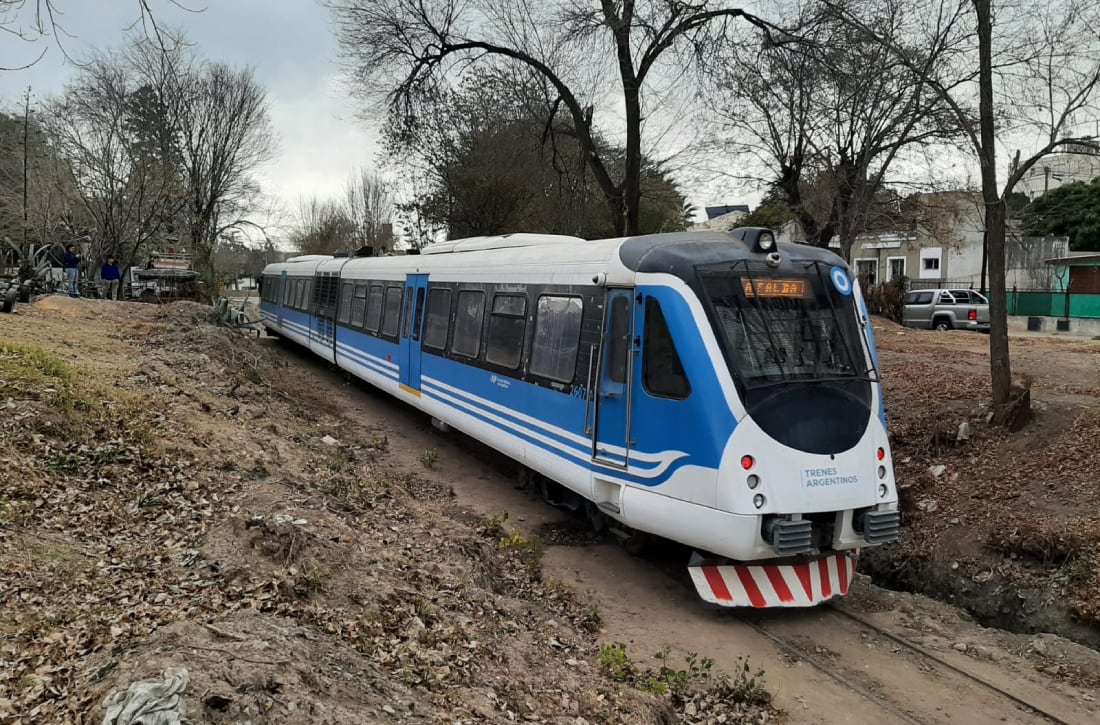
[262,231,848,280]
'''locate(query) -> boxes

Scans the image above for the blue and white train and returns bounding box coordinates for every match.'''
[259,229,899,608]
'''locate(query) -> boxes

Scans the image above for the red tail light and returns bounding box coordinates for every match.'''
[968,309,977,321]
[877,447,885,461]
[741,455,755,470]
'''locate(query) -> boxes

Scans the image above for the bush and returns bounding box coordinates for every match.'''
[863,275,909,323]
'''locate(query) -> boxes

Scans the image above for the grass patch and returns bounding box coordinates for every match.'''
[598,643,771,706]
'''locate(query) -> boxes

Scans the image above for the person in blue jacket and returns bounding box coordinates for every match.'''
[101,256,122,300]
[63,244,81,297]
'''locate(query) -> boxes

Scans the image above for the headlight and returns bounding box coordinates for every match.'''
[757,231,775,252]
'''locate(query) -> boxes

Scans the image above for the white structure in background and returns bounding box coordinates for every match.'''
[691,204,750,231]
[1015,145,1100,199]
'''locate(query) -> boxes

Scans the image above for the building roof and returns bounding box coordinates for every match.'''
[1043,253,1100,265]
[704,204,750,220]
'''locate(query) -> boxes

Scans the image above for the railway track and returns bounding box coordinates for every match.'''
[288,343,1095,725]
[736,602,1077,725]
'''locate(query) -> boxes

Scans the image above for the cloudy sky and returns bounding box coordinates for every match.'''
[0,0,383,231]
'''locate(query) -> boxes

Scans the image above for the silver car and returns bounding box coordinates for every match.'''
[903,289,991,332]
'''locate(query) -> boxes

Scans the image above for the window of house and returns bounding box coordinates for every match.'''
[923,257,940,271]
[337,282,353,323]
[351,285,368,327]
[452,290,485,358]
[855,260,877,285]
[643,298,690,399]
[365,285,384,332]
[486,294,526,369]
[423,288,451,350]
[530,296,583,383]
[381,286,403,337]
[889,258,906,280]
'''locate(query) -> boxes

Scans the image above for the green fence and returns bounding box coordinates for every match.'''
[1008,291,1100,318]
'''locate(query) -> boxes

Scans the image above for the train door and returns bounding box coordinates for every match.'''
[399,274,429,393]
[592,288,636,468]
[310,272,337,363]
[277,270,287,326]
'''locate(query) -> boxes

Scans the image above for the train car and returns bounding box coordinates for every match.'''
[259,229,899,608]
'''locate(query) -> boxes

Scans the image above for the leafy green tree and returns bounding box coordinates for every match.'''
[1020,179,1100,251]
[386,71,688,240]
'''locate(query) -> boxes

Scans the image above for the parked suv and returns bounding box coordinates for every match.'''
[903,289,990,332]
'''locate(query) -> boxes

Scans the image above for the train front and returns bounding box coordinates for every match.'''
[687,229,899,608]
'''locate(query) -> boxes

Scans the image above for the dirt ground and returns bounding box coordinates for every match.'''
[1,298,1099,724]
[863,318,1100,647]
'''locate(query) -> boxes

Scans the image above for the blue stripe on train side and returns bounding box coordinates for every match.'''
[279,285,740,489]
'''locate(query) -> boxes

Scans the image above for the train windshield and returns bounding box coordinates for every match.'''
[699,261,876,389]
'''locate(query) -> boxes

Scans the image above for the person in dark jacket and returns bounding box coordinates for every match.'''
[63,245,81,297]
[101,256,122,300]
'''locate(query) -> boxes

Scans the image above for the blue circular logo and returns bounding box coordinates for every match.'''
[830,266,852,296]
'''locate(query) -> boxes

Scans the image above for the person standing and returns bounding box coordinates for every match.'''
[63,244,81,297]
[101,256,122,300]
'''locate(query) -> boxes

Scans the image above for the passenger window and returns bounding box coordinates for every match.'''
[351,285,367,327]
[338,282,353,324]
[382,286,403,337]
[606,294,631,384]
[643,298,690,399]
[530,296,583,383]
[452,290,485,358]
[365,285,384,332]
[423,288,451,350]
[917,292,933,304]
[486,294,526,369]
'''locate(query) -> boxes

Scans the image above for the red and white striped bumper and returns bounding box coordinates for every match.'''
[688,551,857,607]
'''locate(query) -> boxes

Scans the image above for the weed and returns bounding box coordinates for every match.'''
[418,448,439,469]
[293,563,329,596]
[579,603,603,633]
[498,530,545,578]
[720,657,771,706]
[477,512,508,538]
[599,644,771,707]
[368,432,389,451]
[598,643,637,683]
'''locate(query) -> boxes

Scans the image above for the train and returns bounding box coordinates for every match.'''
[258,228,899,608]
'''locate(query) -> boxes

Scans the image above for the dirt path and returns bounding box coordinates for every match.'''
[275,339,1100,725]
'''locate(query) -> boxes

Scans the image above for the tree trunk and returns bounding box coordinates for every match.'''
[975,0,1015,424]
[622,88,641,236]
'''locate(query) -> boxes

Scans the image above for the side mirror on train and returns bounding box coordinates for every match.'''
[729,227,777,254]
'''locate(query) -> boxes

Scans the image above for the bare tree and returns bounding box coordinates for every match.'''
[706,0,958,260]
[41,48,184,274]
[291,195,355,255]
[0,0,200,69]
[830,0,1100,426]
[342,168,394,251]
[327,0,784,237]
[170,59,276,280]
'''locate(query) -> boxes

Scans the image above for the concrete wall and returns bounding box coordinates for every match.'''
[1010,314,1100,337]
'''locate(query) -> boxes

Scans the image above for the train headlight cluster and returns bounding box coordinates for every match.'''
[755,231,776,253]
[879,483,888,498]
[877,465,886,479]
[747,474,760,489]
[753,493,766,509]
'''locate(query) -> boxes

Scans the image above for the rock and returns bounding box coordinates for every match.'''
[929,464,947,478]
[949,517,960,525]
[916,498,939,513]
[565,658,579,667]
[1031,638,1049,655]
[953,642,968,652]
[1042,665,1062,677]
[382,704,396,715]
[956,422,972,441]
[321,435,340,446]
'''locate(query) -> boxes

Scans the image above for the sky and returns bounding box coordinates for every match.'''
[0,0,384,236]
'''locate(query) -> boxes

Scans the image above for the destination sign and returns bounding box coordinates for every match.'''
[741,278,809,298]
